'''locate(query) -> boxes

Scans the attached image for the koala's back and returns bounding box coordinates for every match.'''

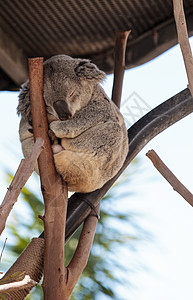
[60,94,127,155]
[53,87,128,192]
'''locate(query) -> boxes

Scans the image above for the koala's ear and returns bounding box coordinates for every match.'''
[74,60,106,82]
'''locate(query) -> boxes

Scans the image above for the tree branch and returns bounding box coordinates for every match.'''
[28,57,101,300]
[1,237,44,300]
[62,31,130,298]
[146,149,193,207]
[173,0,193,96]
[0,138,43,235]
[0,275,37,293]
[111,30,131,108]
[66,204,100,297]
[28,58,67,299]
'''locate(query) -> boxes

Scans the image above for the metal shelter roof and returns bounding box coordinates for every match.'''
[0,0,193,90]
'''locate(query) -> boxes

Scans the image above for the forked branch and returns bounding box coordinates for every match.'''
[28,58,100,300]
[1,28,130,299]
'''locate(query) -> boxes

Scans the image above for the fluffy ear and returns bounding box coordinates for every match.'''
[74,60,106,82]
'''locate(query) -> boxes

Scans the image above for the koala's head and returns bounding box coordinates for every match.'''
[17,55,105,121]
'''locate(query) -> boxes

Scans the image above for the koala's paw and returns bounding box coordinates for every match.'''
[50,120,67,138]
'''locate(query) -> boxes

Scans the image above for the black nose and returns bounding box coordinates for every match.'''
[53,100,72,120]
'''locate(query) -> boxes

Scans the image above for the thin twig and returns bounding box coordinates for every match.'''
[146,149,193,207]
[0,238,7,263]
[111,30,131,108]
[0,138,43,235]
[0,275,37,293]
[173,0,193,96]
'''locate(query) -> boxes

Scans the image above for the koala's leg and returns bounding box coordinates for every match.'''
[53,150,99,193]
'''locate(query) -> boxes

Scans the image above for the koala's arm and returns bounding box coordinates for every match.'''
[50,100,111,139]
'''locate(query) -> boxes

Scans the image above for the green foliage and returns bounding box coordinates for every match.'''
[2,166,144,299]
[0,294,8,300]
[0,272,25,285]
[0,271,26,300]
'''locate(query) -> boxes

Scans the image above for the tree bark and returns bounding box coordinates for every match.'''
[173,0,193,96]
[111,30,131,108]
[146,149,193,207]
[28,57,67,299]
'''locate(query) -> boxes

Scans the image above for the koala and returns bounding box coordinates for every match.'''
[17,55,128,193]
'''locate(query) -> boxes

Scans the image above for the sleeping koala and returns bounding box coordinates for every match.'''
[17,55,128,193]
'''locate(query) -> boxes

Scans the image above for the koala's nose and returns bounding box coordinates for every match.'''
[53,100,72,121]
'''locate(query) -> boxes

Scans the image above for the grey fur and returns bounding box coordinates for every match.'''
[17,55,128,193]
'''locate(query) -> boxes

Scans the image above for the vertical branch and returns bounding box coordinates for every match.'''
[111,30,131,108]
[173,0,193,96]
[28,58,68,300]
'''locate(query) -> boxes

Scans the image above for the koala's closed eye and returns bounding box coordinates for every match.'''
[69,90,75,99]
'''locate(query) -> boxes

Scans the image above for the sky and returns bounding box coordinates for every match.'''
[0,38,193,299]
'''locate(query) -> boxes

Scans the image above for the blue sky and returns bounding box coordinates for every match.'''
[0,37,193,299]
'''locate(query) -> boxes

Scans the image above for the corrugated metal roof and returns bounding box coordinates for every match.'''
[0,0,193,90]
